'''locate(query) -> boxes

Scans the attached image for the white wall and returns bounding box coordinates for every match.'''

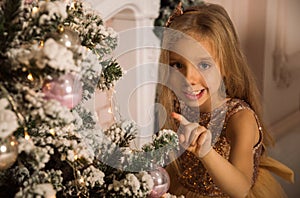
[263,0,300,136]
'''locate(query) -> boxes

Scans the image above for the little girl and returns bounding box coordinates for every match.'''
[155,2,294,198]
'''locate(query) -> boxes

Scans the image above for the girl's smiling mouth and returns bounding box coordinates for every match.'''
[183,89,206,100]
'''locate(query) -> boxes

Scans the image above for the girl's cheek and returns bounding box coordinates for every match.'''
[203,69,222,93]
[168,71,184,91]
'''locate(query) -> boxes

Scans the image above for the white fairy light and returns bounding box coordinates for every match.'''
[31,6,39,15]
[49,128,55,136]
[10,141,16,146]
[79,176,85,184]
[74,154,78,160]
[0,145,7,153]
[27,73,34,81]
[24,131,30,140]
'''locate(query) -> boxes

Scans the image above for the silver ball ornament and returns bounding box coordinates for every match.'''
[0,136,18,171]
[46,26,80,50]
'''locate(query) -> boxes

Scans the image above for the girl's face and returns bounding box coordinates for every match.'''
[167,37,223,112]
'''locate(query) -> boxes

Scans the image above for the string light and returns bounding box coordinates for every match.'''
[49,128,55,136]
[27,73,34,81]
[57,24,64,33]
[31,6,39,15]
[24,131,30,140]
[110,88,122,121]
[0,145,7,153]
[79,176,84,184]
[39,40,44,47]
[107,89,113,115]
[10,140,16,146]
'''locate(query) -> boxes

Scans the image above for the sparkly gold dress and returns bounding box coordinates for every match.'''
[166,98,294,198]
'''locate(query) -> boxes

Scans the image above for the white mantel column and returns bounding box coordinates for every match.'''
[86,0,161,147]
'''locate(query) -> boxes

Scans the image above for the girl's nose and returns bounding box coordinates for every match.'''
[186,64,203,85]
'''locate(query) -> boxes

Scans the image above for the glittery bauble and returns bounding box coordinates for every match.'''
[47,26,80,50]
[148,166,170,198]
[0,136,18,171]
[54,27,80,48]
[42,74,83,109]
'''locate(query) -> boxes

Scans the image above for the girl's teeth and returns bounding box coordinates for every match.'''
[192,90,201,95]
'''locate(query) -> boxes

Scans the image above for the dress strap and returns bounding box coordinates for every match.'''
[226,99,253,121]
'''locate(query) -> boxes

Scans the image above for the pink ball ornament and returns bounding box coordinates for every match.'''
[42,74,83,109]
[24,0,34,4]
[148,166,170,198]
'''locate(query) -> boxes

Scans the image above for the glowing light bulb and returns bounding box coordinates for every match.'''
[79,177,84,184]
[10,141,16,146]
[24,131,30,140]
[49,128,55,136]
[58,25,64,33]
[32,6,39,15]
[39,40,44,47]
[0,145,7,153]
[27,73,34,81]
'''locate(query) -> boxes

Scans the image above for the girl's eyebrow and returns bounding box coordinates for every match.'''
[200,57,214,61]
[169,52,183,61]
[168,52,214,63]
[169,51,181,57]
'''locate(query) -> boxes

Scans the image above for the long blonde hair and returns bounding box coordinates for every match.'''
[155,3,273,146]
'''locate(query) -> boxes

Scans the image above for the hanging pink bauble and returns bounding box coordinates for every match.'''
[24,0,34,4]
[42,74,83,109]
[148,166,170,198]
[0,136,18,171]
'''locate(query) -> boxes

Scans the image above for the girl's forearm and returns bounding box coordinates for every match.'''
[200,149,252,198]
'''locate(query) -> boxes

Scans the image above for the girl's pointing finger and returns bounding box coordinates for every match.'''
[171,112,190,125]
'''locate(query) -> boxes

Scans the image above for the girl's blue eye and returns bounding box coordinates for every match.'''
[198,62,211,70]
[170,62,184,69]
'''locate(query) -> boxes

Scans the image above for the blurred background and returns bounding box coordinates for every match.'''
[86,0,299,196]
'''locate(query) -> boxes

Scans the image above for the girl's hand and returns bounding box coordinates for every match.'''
[172,112,212,158]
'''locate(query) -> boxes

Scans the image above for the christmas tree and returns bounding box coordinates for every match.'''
[0,0,179,197]
[154,0,203,39]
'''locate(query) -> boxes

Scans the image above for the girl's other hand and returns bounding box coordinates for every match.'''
[172,112,212,158]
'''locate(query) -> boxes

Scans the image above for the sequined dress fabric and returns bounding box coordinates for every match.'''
[167,98,263,197]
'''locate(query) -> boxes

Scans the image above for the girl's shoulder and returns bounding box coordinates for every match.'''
[224,98,262,136]
[224,98,261,132]
[225,98,254,119]
[224,98,263,152]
